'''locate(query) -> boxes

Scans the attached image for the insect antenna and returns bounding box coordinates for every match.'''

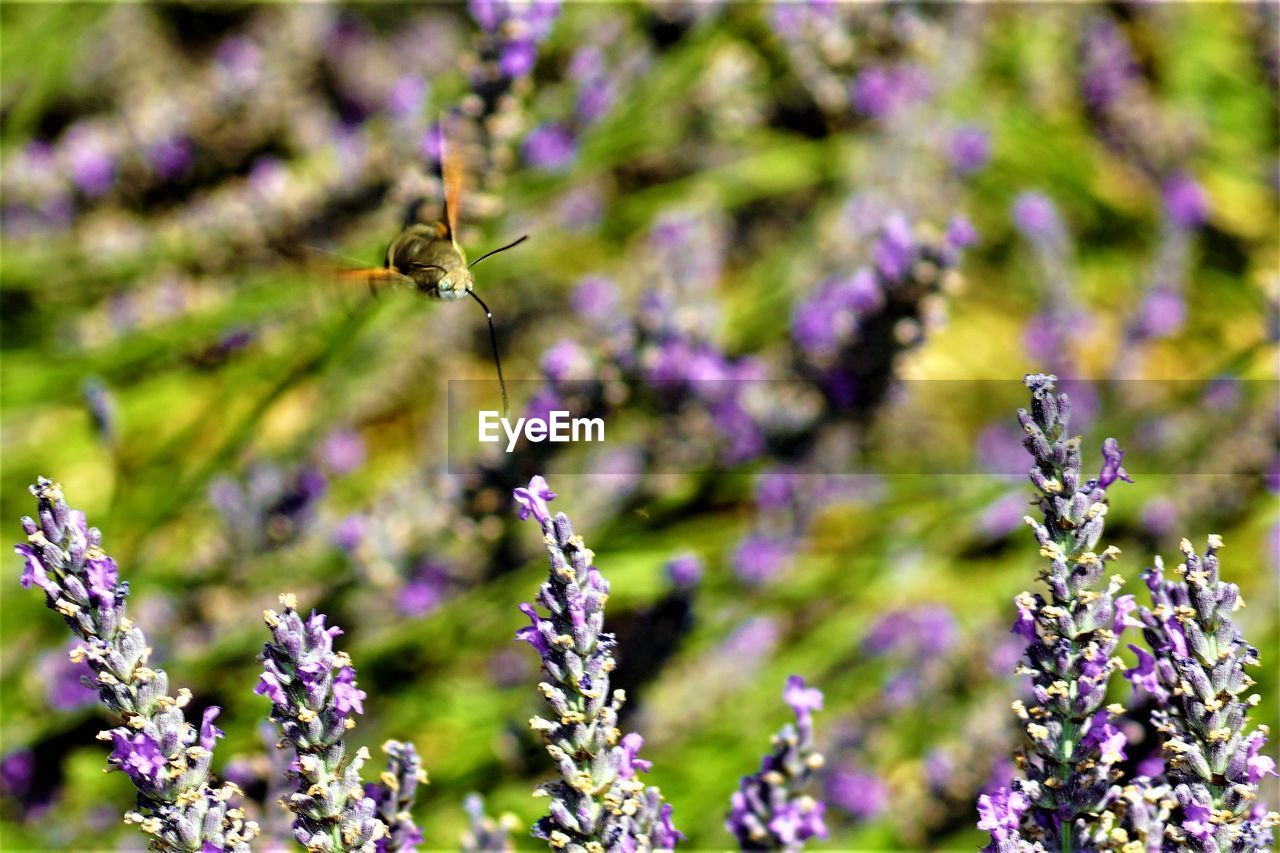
[467,289,510,419]
[468,235,529,269]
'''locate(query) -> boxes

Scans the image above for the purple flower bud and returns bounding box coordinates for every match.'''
[826,768,886,820]
[522,124,576,171]
[513,475,557,524]
[1097,437,1132,488]
[948,125,991,175]
[664,553,702,588]
[386,74,427,118]
[1011,192,1062,242]
[1161,172,1209,229]
[571,276,621,321]
[731,534,793,584]
[110,732,166,785]
[976,787,1028,842]
[320,429,366,476]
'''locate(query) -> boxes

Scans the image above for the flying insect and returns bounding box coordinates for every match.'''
[336,119,526,416]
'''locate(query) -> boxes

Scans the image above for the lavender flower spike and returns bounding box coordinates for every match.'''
[513,476,681,851]
[727,676,828,851]
[983,375,1136,851]
[367,740,428,852]
[1128,537,1280,850]
[15,477,258,851]
[257,593,387,851]
[460,793,519,853]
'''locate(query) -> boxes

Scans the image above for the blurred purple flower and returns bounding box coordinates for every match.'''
[1011,192,1063,243]
[398,562,449,616]
[0,750,34,799]
[146,137,194,180]
[386,74,428,118]
[63,125,116,197]
[826,767,886,820]
[1161,172,1209,229]
[571,276,621,321]
[1134,286,1186,338]
[948,125,990,175]
[320,429,367,476]
[41,646,96,711]
[522,124,576,171]
[850,64,930,119]
[665,553,703,588]
[732,533,793,584]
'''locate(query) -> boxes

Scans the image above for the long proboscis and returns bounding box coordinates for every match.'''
[468,289,509,419]
[468,235,529,269]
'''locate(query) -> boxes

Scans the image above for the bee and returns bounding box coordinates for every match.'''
[339,118,526,416]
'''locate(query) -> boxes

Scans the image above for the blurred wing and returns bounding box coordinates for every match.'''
[439,113,463,246]
[295,246,411,290]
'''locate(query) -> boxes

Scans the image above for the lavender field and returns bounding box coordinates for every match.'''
[0,3,1277,851]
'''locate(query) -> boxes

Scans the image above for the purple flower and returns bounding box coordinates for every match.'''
[15,478,256,849]
[513,476,678,848]
[522,124,576,171]
[1011,192,1062,242]
[571,276,620,321]
[63,125,116,196]
[367,740,426,852]
[732,533,793,584]
[199,707,224,752]
[540,339,593,383]
[1097,436,1132,488]
[146,137,194,180]
[1132,537,1277,842]
[258,596,386,848]
[948,125,990,174]
[320,429,366,475]
[727,675,827,849]
[872,212,915,281]
[664,553,703,588]
[386,74,427,118]
[850,64,929,119]
[783,675,823,718]
[41,646,96,711]
[987,378,1135,847]
[1161,172,1209,229]
[513,475,556,523]
[0,750,34,799]
[397,566,448,616]
[1135,287,1186,338]
[110,732,167,785]
[946,215,979,251]
[826,768,886,820]
[976,787,1027,842]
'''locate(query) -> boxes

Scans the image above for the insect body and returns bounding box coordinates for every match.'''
[385,222,473,300]
[338,119,527,415]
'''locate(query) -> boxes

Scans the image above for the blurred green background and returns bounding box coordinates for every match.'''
[1,3,1276,850]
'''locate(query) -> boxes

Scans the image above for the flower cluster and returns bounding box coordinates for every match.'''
[984,375,1135,851]
[727,676,827,851]
[513,476,681,851]
[366,740,427,852]
[983,376,1278,852]
[1126,537,1279,850]
[1078,15,1197,183]
[15,477,258,851]
[256,594,388,851]
[460,793,519,852]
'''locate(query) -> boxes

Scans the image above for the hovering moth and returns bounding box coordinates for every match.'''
[335,116,526,416]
